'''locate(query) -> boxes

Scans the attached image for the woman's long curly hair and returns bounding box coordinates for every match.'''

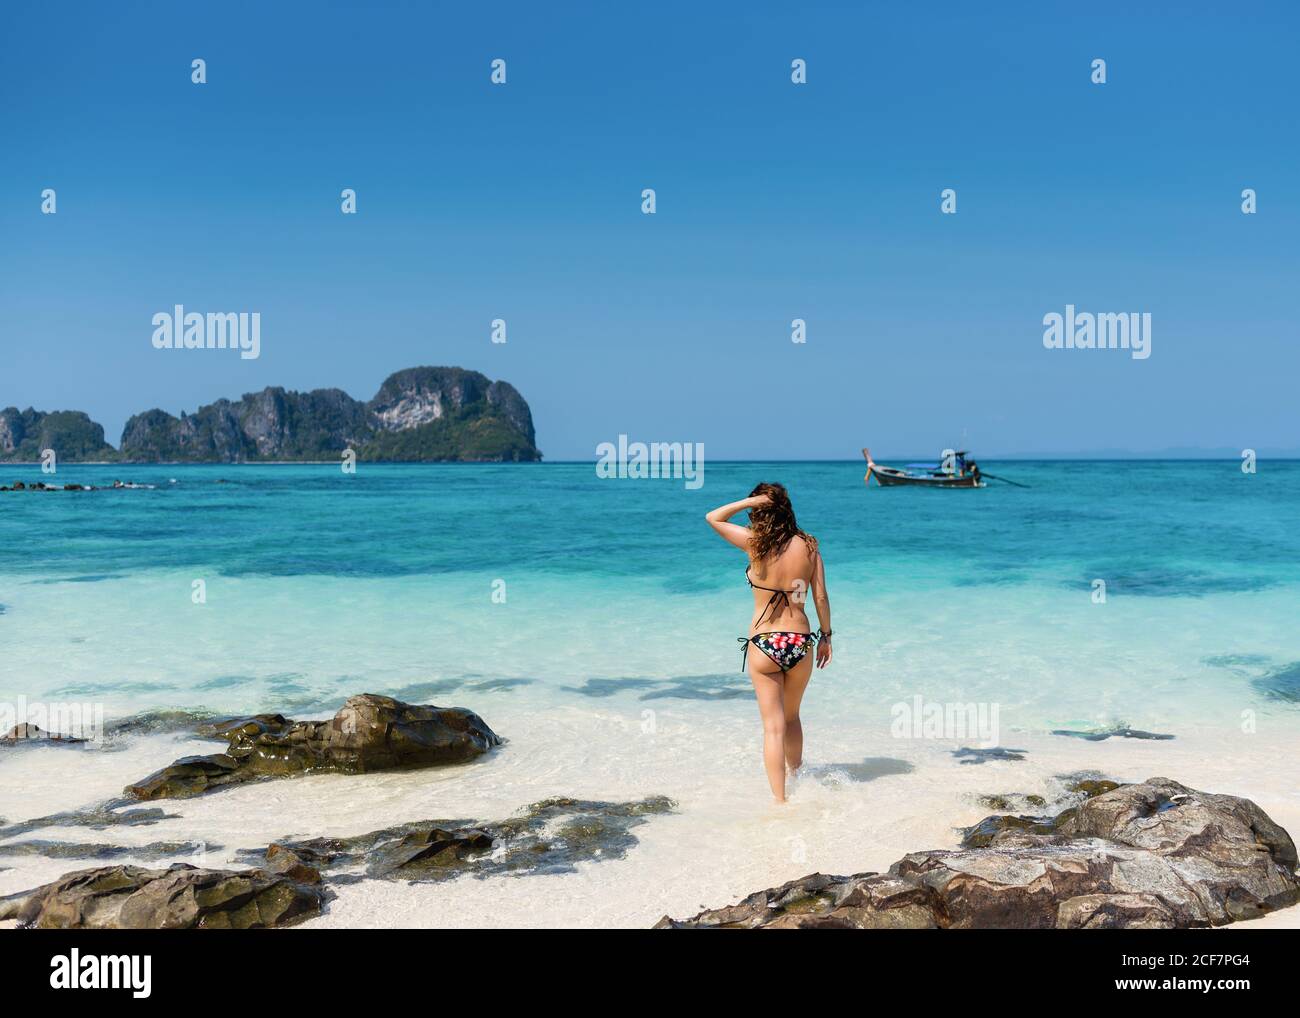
[747,482,817,562]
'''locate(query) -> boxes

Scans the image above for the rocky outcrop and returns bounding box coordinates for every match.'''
[0,480,154,492]
[360,367,539,462]
[961,777,1119,847]
[656,778,1299,929]
[3,366,540,463]
[370,367,527,430]
[247,795,675,882]
[0,863,324,929]
[1,723,87,747]
[0,796,675,926]
[0,407,117,463]
[124,694,500,800]
[118,387,372,462]
[0,804,178,841]
[116,365,540,462]
[0,839,212,863]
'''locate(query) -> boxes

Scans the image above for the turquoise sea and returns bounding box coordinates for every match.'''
[2,460,1299,926]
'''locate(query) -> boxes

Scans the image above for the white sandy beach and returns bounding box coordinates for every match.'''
[2,698,1296,929]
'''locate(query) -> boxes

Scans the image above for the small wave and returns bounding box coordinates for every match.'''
[808,757,914,785]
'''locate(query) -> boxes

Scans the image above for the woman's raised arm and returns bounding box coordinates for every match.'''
[705,495,767,551]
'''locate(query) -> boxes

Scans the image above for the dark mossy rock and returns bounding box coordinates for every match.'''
[1,723,87,747]
[653,871,938,930]
[0,863,324,929]
[960,813,1059,848]
[661,778,1299,930]
[0,804,178,841]
[1067,779,1120,798]
[251,795,675,883]
[104,709,218,739]
[0,839,210,863]
[964,778,1123,847]
[370,828,498,875]
[193,713,293,740]
[976,792,1048,812]
[124,753,242,799]
[124,694,500,801]
[264,844,325,885]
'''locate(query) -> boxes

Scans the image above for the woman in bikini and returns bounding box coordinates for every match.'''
[706,483,832,803]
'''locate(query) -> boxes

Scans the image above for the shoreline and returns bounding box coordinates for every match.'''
[3,702,1298,929]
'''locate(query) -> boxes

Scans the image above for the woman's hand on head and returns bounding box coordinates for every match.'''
[746,493,772,509]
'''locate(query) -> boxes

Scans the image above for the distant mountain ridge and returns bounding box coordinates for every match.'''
[0,367,541,463]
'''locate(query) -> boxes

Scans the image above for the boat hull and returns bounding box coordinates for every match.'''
[868,467,983,488]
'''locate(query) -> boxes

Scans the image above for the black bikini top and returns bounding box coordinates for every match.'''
[745,566,803,626]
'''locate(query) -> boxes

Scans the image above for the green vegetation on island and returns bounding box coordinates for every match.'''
[0,367,541,464]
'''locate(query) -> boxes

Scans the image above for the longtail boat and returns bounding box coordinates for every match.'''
[863,448,985,488]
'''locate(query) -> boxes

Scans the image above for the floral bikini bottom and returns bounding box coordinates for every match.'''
[739,631,816,672]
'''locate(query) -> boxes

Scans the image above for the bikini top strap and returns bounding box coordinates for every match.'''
[746,565,798,625]
[759,589,789,625]
[745,565,794,594]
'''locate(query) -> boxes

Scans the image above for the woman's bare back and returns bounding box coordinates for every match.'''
[747,535,817,633]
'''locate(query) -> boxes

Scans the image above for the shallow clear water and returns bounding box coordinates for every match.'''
[2,461,1298,926]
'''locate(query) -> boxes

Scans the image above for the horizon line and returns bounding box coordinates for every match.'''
[7,456,1299,467]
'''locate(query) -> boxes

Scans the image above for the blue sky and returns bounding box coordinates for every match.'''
[2,1,1297,459]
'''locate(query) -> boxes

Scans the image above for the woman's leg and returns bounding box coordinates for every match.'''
[781,653,814,773]
[746,645,788,802]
